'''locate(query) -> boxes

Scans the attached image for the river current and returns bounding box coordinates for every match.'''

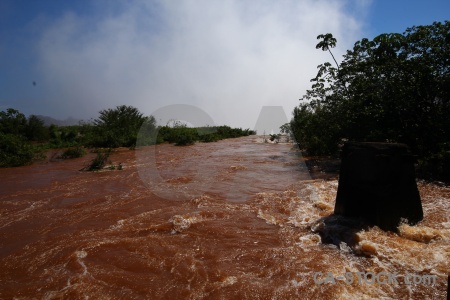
[0,136,449,299]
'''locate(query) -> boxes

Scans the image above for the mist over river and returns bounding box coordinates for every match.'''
[0,136,449,299]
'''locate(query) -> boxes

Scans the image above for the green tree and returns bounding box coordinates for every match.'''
[93,105,148,147]
[292,21,450,168]
[26,115,49,141]
[0,108,45,167]
[0,133,36,167]
[136,115,158,146]
[0,108,27,136]
[316,33,339,70]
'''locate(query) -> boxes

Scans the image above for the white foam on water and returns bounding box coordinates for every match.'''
[221,276,237,287]
[110,219,125,230]
[75,250,88,275]
[3,138,450,299]
[169,211,219,233]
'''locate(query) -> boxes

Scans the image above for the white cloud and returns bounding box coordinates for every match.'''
[35,0,369,129]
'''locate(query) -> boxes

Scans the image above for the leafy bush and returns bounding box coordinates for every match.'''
[25,115,49,141]
[199,133,220,142]
[417,143,450,181]
[0,133,37,167]
[84,149,112,171]
[156,125,198,146]
[93,105,151,148]
[173,128,198,146]
[197,127,219,142]
[60,146,86,159]
[155,125,255,146]
[136,116,158,146]
[269,134,281,142]
[46,124,83,148]
[0,108,27,136]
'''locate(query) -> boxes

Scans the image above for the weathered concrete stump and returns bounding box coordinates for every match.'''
[334,142,423,231]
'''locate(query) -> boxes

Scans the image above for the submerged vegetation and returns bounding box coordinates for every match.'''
[83,149,112,171]
[0,105,255,168]
[289,21,450,181]
[60,146,86,159]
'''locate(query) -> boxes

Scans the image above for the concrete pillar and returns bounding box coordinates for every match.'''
[334,142,423,231]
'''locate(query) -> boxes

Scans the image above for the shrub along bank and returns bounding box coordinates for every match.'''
[0,105,255,168]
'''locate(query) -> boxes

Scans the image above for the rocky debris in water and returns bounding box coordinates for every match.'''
[311,214,368,250]
[334,142,423,232]
[170,215,192,233]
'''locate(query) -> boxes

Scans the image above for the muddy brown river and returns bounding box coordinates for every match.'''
[0,136,449,299]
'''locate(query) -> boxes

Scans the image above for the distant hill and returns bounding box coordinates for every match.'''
[34,115,82,126]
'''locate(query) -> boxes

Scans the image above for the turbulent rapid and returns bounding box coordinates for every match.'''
[0,136,449,299]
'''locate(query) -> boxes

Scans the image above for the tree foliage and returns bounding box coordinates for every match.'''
[154,125,255,146]
[0,108,27,136]
[0,104,255,167]
[26,115,49,141]
[84,149,112,171]
[0,133,36,167]
[316,33,339,70]
[92,105,152,148]
[291,21,450,178]
[0,109,45,166]
[292,21,450,152]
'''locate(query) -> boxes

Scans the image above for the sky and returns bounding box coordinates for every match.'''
[1,0,449,131]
